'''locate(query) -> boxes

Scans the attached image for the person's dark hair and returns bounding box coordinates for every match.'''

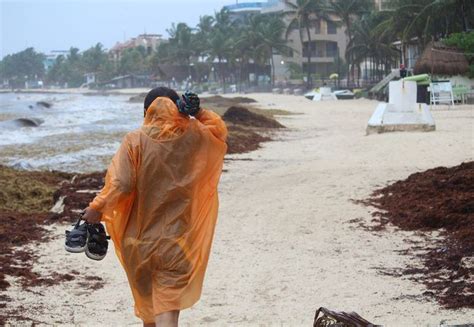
[144,87,180,111]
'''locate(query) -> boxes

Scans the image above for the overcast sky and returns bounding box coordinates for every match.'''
[0,0,254,58]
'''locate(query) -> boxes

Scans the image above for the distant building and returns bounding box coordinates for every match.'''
[393,38,421,70]
[84,72,96,86]
[223,1,265,22]
[100,74,150,89]
[262,0,285,11]
[109,34,165,62]
[27,80,44,89]
[43,50,70,71]
[261,0,348,83]
[1,79,9,89]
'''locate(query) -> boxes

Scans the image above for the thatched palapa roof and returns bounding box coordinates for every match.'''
[414,42,469,76]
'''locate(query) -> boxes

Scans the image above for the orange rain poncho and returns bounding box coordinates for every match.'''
[89,97,227,323]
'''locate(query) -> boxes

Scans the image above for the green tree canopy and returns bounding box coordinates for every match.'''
[0,47,45,80]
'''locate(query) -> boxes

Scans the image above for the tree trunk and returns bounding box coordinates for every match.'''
[238,59,243,93]
[350,57,355,88]
[346,20,353,87]
[187,58,192,81]
[219,57,226,94]
[270,47,275,88]
[305,26,313,89]
[364,58,368,86]
[401,42,406,67]
[336,46,340,89]
[376,57,379,81]
[460,0,470,31]
[245,60,249,89]
[371,57,374,83]
[357,64,360,87]
[254,60,258,87]
[346,59,351,88]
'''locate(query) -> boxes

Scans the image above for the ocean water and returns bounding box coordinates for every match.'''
[0,93,143,172]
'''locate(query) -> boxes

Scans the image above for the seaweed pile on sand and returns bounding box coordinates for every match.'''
[49,171,105,222]
[201,96,286,154]
[223,106,284,154]
[201,95,256,111]
[223,106,284,129]
[0,166,71,290]
[357,162,473,309]
[0,166,106,324]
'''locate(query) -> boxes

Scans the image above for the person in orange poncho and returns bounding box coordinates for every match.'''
[82,87,227,326]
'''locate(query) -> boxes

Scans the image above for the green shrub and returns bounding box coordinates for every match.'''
[444,32,474,78]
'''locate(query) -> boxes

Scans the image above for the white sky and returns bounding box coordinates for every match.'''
[0,0,261,57]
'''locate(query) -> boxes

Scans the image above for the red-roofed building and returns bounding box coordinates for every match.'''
[109,34,165,62]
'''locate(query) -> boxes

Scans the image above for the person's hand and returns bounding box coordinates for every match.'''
[82,206,102,224]
[177,91,201,117]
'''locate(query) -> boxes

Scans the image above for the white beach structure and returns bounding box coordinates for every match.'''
[367,80,436,134]
[304,87,338,101]
[315,87,338,101]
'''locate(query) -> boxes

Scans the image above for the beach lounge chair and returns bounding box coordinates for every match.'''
[452,85,469,104]
[430,81,455,108]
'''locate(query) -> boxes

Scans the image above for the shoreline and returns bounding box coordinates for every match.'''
[0,94,285,172]
[0,88,149,96]
[0,88,307,99]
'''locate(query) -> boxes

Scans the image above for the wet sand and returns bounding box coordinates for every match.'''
[3,94,474,325]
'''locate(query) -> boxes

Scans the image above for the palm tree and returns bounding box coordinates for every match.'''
[376,0,474,66]
[82,43,108,73]
[214,8,234,34]
[166,23,195,77]
[284,0,329,88]
[67,47,81,64]
[81,43,114,83]
[167,23,194,64]
[348,14,398,84]
[59,47,83,86]
[398,0,473,43]
[327,0,373,84]
[236,14,265,86]
[258,15,294,86]
[119,47,147,75]
[208,30,234,91]
[208,9,236,92]
[195,15,215,58]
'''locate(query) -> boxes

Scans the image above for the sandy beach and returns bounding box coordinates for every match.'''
[3,94,474,325]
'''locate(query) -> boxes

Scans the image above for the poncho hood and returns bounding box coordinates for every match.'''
[141,97,190,140]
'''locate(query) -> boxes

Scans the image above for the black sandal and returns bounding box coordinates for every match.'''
[65,217,88,253]
[85,223,110,261]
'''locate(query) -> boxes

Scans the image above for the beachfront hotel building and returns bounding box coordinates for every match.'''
[224,0,395,84]
[109,34,165,62]
[43,50,70,72]
[259,0,348,83]
[223,1,265,22]
[223,0,347,83]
